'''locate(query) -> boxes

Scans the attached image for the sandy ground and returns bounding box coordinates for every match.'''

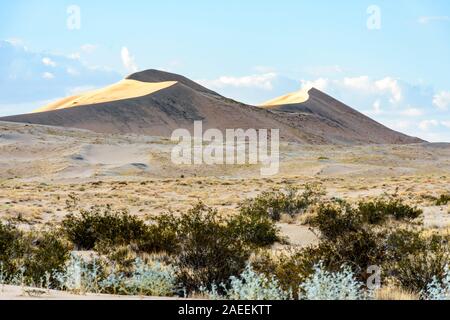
[0,122,449,242]
[0,285,181,300]
[1,121,449,299]
[261,88,310,107]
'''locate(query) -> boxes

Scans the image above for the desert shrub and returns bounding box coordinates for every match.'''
[62,205,148,250]
[172,203,251,293]
[0,222,25,277]
[388,234,449,293]
[358,197,422,223]
[239,184,324,221]
[299,263,371,300]
[0,223,69,286]
[308,201,364,241]
[103,258,178,297]
[253,250,317,299]
[436,194,450,206]
[54,253,104,293]
[138,214,179,254]
[228,208,280,247]
[309,197,422,242]
[425,265,450,300]
[22,232,70,286]
[202,264,291,300]
[54,254,178,297]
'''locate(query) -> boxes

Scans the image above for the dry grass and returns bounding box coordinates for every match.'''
[374,286,419,300]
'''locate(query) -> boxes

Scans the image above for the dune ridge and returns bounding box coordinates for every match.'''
[33,79,178,113]
[261,88,310,108]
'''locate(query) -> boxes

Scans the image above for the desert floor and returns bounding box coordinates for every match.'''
[1,121,450,240]
[1,121,450,299]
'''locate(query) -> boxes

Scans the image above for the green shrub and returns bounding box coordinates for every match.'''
[358,198,422,223]
[309,197,422,242]
[253,250,317,299]
[172,203,251,293]
[22,232,70,286]
[436,194,450,206]
[387,233,449,293]
[62,205,148,250]
[0,222,26,277]
[239,184,324,221]
[229,209,280,247]
[0,222,70,286]
[308,201,364,241]
[138,214,179,254]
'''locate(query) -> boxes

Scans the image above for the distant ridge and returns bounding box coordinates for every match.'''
[262,87,424,144]
[0,69,424,145]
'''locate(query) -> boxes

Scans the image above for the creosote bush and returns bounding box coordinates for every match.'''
[0,222,70,286]
[239,184,324,221]
[160,203,252,293]
[62,205,148,250]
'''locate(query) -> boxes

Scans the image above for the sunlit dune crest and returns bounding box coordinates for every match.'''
[33,79,178,113]
[261,88,310,108]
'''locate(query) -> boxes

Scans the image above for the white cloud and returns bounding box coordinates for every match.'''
[340,76,402,103]
[419,120,439,131]
[81,44,97,54]
[418,16,450,24]
[388,120,413,131]
[375,77,402,103]
[433,91,450,110]
[199,73,278,90]
[42,72,55,80]
[372,100,383,115]
[0,39,121,115]
[121,47,138,73]
[42,57,56,67]
[400,108,424,117]
[441,121,450,128]
[300,78,328,91]
[66,67,79,76]
[342,76,371,90]
[68,53,81,60]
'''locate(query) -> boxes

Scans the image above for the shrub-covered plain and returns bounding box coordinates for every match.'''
[0,185,449,300]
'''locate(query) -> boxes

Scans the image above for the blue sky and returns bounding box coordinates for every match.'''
[1,0,450,141]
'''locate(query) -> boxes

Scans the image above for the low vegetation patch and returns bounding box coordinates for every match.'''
[239,183,324,221]
[1,186,449,300]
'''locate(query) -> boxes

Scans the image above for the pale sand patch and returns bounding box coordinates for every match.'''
[261,88,309,107]
[276,223,319,248]
[0,285,181,300]
[33,79,178,113]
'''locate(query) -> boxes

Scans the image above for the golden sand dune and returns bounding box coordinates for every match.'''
[261,88,310,108]
[33,79,178,113]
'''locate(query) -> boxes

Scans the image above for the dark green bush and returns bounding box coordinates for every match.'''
[386,232,450,293]
[229,209,280,247]
[358,198,422,223]
[436,194,450,206]
[0,222,26,277]
[62,205,148,250]
[239,184,324,221]
[170,203,251,293]
[139,214,179,254]
[308,201,364,241]
[253,249,317,299]
[0,222,70,285]
[22,232,70,286]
